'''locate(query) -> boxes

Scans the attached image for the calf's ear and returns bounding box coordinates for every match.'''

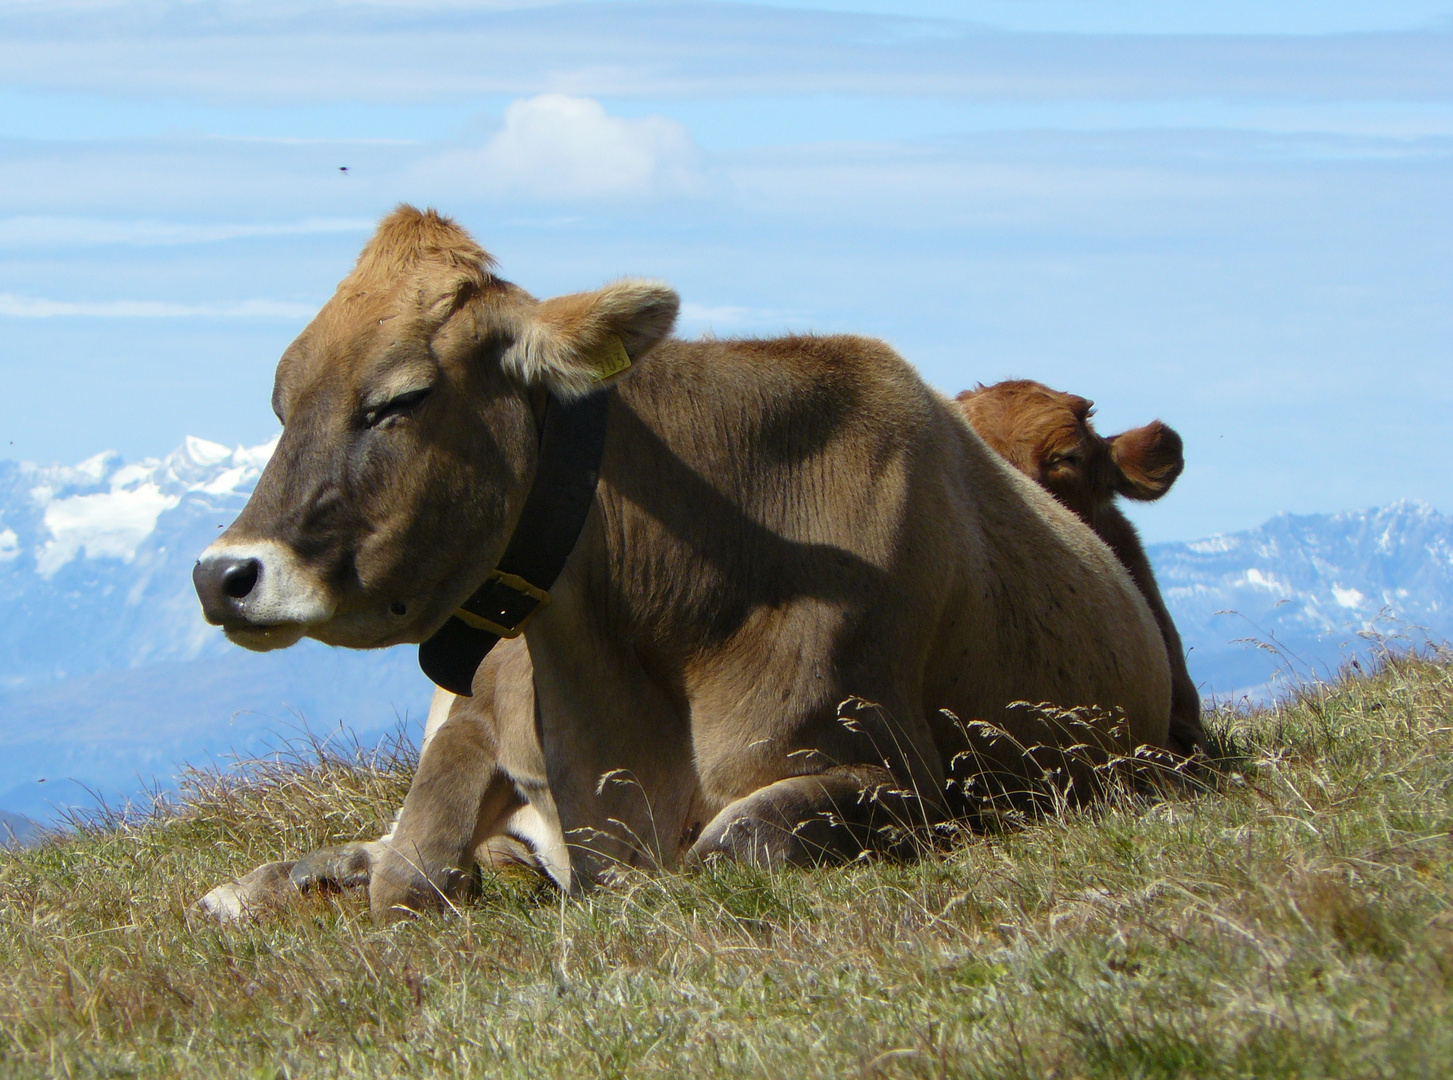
[1107,420,1184,501]
[503,281,679,399]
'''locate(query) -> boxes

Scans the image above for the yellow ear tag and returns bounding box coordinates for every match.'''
[592,335,632,382]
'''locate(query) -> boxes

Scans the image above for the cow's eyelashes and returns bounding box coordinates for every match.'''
[363,386,432,428]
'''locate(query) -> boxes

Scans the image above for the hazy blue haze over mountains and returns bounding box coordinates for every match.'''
[0,438,434,823]
[0,439,1449,825]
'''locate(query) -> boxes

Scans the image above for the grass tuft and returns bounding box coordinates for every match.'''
[2,652,1451,1077]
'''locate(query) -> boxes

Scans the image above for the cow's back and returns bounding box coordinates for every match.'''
[607,335,1171,768]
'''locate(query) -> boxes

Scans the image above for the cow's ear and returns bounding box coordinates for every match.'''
[503,281,679,399]
[1107,420,1184,501]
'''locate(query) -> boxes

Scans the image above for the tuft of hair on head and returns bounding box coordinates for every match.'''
[1107,420,1184,501]
[955,379,1096,472]
[957,379,1090,422]
[351,204,498,296]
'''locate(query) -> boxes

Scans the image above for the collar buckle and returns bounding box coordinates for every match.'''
[451,570,552,638]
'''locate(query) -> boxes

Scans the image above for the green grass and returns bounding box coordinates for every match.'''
[2,652,1452,1078]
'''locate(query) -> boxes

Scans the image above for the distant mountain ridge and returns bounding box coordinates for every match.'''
[0,437,431,822]
[0,435,275,687]
[1147,500,1453,699]
[0,808,40,848]
[0,438,1448,822]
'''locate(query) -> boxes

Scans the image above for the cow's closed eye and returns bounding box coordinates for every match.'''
[363,387,432,429]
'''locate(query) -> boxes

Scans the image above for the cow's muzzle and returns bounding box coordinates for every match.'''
[194,539,336,650]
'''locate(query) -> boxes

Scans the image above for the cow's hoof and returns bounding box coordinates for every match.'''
[367,845,482,923]
[369,864,457,923]
[288,843,374,893]
[193,859,299,923]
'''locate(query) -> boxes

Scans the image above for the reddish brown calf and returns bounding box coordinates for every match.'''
[956,380,1205,756]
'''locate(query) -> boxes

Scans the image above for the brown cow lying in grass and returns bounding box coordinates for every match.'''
[202,379,1207,919]
[196,205,1172,921]
[955,380,1205,756]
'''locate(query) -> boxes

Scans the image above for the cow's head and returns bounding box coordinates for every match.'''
[193,206,678,651]
[954,379,1183,529]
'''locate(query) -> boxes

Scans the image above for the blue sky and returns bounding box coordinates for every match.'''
[0,1,1449,541]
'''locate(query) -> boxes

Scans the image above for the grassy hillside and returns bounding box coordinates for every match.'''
[1,653,1450,1078]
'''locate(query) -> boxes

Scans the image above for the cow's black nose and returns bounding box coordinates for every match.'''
[222,559,260,599]
[194,555,262,624]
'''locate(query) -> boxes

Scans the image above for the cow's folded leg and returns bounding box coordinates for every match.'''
[194,859,299,922]
[368,717,524,922]
[288,842,378,892]
[197,846,379,923]
[685,765,929,870]
[218,704,522,922]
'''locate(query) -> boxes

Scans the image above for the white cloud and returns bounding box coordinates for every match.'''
[1332,585,1367,609]
[678,302,761,326]
[410,95,706,201]
[0,294,315,319]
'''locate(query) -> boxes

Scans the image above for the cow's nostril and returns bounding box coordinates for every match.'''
[222,559,261,599]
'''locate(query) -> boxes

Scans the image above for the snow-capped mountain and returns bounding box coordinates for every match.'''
[1146,501,1453,701]
[0,437,1448,822]
[0,437,431,822]
[0,435,275,687]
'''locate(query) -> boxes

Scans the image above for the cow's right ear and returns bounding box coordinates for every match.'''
[503,281,679,400]
[1107,420,1184,501]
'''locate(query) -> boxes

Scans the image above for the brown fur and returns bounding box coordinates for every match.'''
[955,379,1205,755]
[195,207,1172,921]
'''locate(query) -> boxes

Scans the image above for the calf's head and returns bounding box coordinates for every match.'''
[954,379,1183,527]
[194,206,677,651]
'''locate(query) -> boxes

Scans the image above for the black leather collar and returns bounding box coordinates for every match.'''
[418,389,609,696]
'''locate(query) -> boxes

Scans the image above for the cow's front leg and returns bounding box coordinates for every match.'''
[365,716,525,921]
[198,843,381,922]
[203,710,520,923]
[684,765,929,869]
[285,685,466,898]
[528,613,702,886]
